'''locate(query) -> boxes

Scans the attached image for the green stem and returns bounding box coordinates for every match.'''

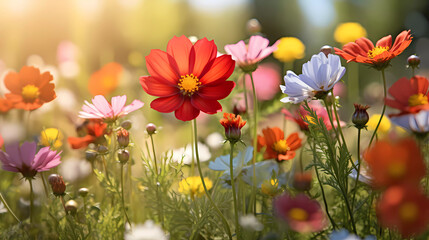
[29,179,34,224]
[229,142,240,238]
[41,172,50,198]
[192,119,232,239]
[0,192,21,223]
[249,72,258,214]
[368,69,387,147]
[331,90,348,149]
[190,122,195,175]
[101,155,110,181]
[121,164,132,227]
[351,128,362,210]
[322,98,341,144]
[149,134,158,175]
[150,133,165,228]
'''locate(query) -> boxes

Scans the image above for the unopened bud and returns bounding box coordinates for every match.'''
[48,174,66,196]
[117,128,130,148]
[320,45,332,57]
[118,149,130,164]
[292,172,312,191]
[352,104,370,129]
[78,188,89,198]
[146,123,157,135]
[121,120,132,130]
[407,55,420,69]
[97,145,109,155]
[246,18,262,34]
[85,150,98,162]
[220,113,246,143]
[65,200,78,214]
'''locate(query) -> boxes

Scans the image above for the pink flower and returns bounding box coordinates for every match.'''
[242,63,281,101]
[0,142,61,178]
[225,35,279,72]
[79,95,144,122]
[274,193,326,233]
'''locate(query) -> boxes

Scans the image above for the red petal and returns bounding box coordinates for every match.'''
[193,38,217,77]
[4,71,22,94]
[38,83,56,102]
[146,49,180,86]
[200,55,235,86]
[191,95,222,114]
[355,37,374,52]
[387,77,415,105]
[140,76,179,97]
[167,36,194,76]
[411,76,429,94]
[197,81,235,100]
[391,30,412,53]
[150,94,184,113]
[174,98,200,121]
[278,151,296,161]
[375,35,392,48]
[68,135,95,149]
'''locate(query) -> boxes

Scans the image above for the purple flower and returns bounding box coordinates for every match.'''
[0,142,61,178]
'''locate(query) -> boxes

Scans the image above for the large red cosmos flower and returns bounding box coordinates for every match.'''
[385,76,429,116]
[140,36,236,121]
[334,30,412,70]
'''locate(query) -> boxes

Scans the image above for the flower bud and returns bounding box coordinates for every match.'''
[117,128,130,148]
[65,200,78,214]
[292,172,312,191]
[219,113,246,143]
[320,45,332,57]
[146,123,157,135]
[118,149,130,164]
[121,120,132,130]
[352,104,370,129]
[246,18,262,34]
[78,188,89,198]
[85,150,98,162]
[97,145,109,155]
[407,55,420,69]
[48,174,66,196]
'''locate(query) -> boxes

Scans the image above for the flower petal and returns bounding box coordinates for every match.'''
[3,71,22,94]
[247,35,269,60]
[150,94,184,113]
[146,49,180,85]
[174,98,200,121]
[197,81,235,100]
[193,38,217,77]
[376,35,392,48]
[167,36,194,76]
[225,40,247,64]
[111,95,127,116]
[140,76,179,97]
[199,55,235,86]
[191,95,222,114]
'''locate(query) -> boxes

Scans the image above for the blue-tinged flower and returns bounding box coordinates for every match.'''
[329,229,376,240]
[242,160,285,187]
[390,110,429,134]
[280,52,346,104]
[209,146,253,180]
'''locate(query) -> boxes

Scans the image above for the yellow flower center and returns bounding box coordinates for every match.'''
[399,202,418,222]
[261,179,279,196]
[303,115,316,125]
[273,139,290,154]
[288,208,308,221]
[387,161,406,179]
[367,46,389,59]
[178,74,200,96]
[408,93,428,107]
[21,84,40,102]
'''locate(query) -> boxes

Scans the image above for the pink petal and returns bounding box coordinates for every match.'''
[247,35,270,60]
[20,142,37,167]
[92,95,113,117]
[122,99,144,115]
[224,40,247,64]
[111,95,127,116]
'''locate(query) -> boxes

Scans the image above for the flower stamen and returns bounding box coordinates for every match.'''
[21,85,40,103]
[367,46,389,59]
[273,139,290,154]
[288,207,308,221]
[408,93,428,107]
[178,74,201,96]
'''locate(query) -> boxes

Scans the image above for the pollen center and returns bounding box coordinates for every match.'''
[387,161,406,179]
[367,46,389,59]
[178,74,200,95]
[273,139,290,154]
[399,202,418,222]
[21,85,40,102]
[408,93,428,107]
[288,208,308,221]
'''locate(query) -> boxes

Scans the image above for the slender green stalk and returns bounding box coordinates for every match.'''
[60,195,67,212]
[149,133,164,228]
[368,69,387,147]
[249,72,258,214]
[0,193,21,223]
[29,179,34,224]
[228,142,240,239]
[192,119,232,239]
[101,155,110,181]
[40,172,49,198]
[149,134,158,174]
[351,128,362,209]
[120,164,132,226]
[322,98,341,144]
[331,91,348,149]
[190,122,195,175]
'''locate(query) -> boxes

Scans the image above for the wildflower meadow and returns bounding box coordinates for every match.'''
[0,1,429,239]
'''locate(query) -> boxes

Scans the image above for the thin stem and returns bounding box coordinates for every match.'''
[29,179,34,224]
[121,164,132,227]
[229,142,240,239]
[190,122,195,175]
[150,133,164,228]
[331,90,348,148]
[149,134,158,175]
[41,172,50,198]
[192,119,232,239]
[60,195,67,213]
[352,129,362,209]
[0,192,21,223]
[323,98,341,144]
[249,72,258,214]
[368,69,387,147]
[101,155,110,181]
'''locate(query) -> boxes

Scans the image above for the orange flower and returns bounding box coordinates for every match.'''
[364,138,426,188]
[334,30,412,70]
[0,97,13,113]
[4,66,56,110]
[88,62,122,96]
[67,119,108,149]
[376,184,429,238]
[257,127,301,161]
[220,112,246,143]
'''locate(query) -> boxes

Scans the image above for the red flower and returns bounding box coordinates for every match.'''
[364,138,426,188]
[334,30,412,70]
[377,184,429,238]
[0,97,13,113]
[257,127,301,161]
[219,112,246,143]
[140,36,236,121]
[68,120,108,149]
[385,76,429,116]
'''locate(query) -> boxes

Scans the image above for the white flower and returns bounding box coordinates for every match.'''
[390,110,429,133]
[171,142,211,165]
[280,52,345,104]
[205,132,224,150]
[209,146,253,180]
[239,214,263,231]
[242,160,281,187]
[125,220,167,240]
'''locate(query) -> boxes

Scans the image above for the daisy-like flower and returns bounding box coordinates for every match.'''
[40,128,63,149]
[178,176,213,199]
[257,127,302,161]
[274,193,325,233]
[209,146,253,180]
[363,138,426,188]
[0,142,61,178]
[79,95,143,123]
[385,76,429,116]
[391,110,429,135]
[67,119,108,149]
[376,184,429,238]
[219,112,246,143]
[88,62,122,96]
[280,52,346,104]
[273,37,305,63]
[140,36,235,121]
[4,66,56,111]
[225,35,279,72]
[334,30,412,70]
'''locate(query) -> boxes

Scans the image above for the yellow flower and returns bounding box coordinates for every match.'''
[367,114,391,135]
[178,176,212,199]
[273,37,305,63]
[334,22,367,45]
[40,128,63,149]
[261,178,279,197]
